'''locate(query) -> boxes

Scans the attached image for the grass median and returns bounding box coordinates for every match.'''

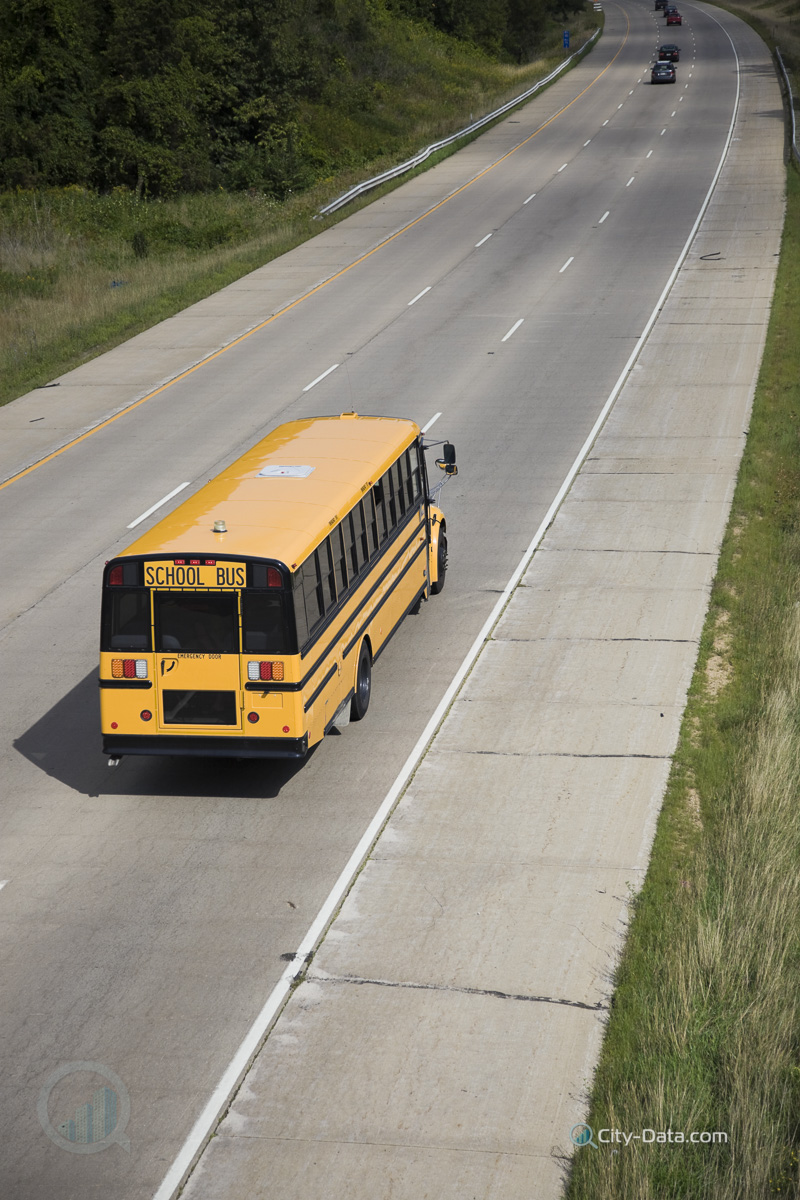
[565,158,800,1197]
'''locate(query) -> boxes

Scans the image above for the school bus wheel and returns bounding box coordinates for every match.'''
[351,640,372,721]
[431,530,448,595]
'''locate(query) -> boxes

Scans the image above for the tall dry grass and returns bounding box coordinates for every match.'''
[568,606,800,1199]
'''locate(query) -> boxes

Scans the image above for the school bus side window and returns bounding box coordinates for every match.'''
[404,448,419,505]
[302,556,324,636]
[373,482,388,544]
[336,522,352,593]
[364,492,379,557]
[319,539,337,612]
[393,459,407,519]
[293,575,310,649]
[380,470,398,534]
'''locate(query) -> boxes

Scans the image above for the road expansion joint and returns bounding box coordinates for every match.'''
[541,546,717,555]
[467,751,672,759]
[493,636,698,643]
[306,970,609,1013]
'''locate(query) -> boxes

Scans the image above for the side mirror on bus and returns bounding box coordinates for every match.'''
[435,443,457,476]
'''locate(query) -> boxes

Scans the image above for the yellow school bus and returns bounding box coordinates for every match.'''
[100,413,455,763]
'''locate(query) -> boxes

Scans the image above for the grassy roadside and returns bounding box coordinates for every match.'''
[0,14,599,410]
[565,150,800,1200]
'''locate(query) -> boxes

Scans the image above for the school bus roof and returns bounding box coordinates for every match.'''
[122,413,421,569]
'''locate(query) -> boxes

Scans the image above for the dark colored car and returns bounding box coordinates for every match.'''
[663,5,678,16]
[651,60,677,83]
[655,0,668,8]
[666,10,682,23]
[659,43,680,60]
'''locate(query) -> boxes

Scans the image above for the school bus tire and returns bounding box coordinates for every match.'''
[431,530,448,595]
[351,639,372,721]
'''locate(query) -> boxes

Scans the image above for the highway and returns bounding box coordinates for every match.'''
[0,2,767,1196]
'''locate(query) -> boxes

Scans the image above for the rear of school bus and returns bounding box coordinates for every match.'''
[99,413,443,762]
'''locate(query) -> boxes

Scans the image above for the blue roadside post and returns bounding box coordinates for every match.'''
[564,30,570,47]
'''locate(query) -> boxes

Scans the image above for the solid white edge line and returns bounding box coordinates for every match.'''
[475,233,492,247]
[501,319,524,342]
[302,363,340,392]
[408,287,431,306]
[421,412,442,433]
[152,22,741,1200]
[127,482,191,530]
[559,256,575,273]
[599,211,610,224]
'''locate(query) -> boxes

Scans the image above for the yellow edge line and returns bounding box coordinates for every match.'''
[1,16,629,496]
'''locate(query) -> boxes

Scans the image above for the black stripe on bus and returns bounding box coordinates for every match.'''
[98,678,153,690]
[373,584,427,664]
[244,681,298,693]
[303,664,339,713]
[343,540,427,661]
[299,516,425,685]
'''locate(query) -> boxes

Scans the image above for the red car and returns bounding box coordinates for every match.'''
[666,10,682,23]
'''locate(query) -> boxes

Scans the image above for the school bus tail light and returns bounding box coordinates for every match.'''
[111,659,148,679]
[247,661,284,682]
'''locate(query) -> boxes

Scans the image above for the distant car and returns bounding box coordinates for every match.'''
[663,5,678,15]
[659,43,680,60]
[666,10,682,22]
[651,60,677,83]
[655,0,668,8]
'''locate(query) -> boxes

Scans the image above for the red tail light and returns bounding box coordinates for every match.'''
[109,565,124,586]
[267,567,282,587]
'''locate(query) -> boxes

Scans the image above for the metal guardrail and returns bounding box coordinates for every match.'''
[776,48,799,164]
[318,29,601,216]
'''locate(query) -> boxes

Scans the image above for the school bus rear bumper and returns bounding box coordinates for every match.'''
[102,733,309,759]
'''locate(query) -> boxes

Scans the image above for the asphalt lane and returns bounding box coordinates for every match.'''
[0,3,745,1196]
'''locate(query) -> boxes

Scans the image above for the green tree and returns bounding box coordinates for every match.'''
[0,0,99,187]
